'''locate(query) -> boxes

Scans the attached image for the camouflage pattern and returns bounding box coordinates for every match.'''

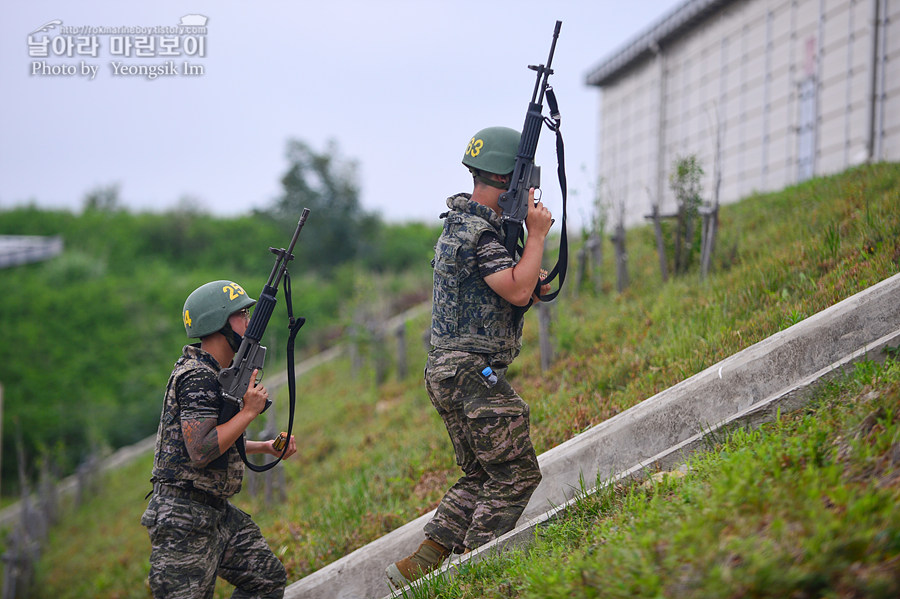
[430,194,524,356]
[150,344,243,498]
[141,495,286,598]
[422,348,542,553]
[143,344,284,597]
[418,193,540,553]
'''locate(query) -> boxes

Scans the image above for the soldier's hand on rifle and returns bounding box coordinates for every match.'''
[525,187,553,240]
[242,369,269,417]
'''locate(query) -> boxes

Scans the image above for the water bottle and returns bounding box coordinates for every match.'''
[481,366,498,387]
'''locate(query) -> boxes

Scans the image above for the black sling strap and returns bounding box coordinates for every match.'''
[512,87,569,321]
[232,271,304,473]
[536,87,569,303]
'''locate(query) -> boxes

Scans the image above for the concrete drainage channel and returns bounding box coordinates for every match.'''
[284,272,900,599]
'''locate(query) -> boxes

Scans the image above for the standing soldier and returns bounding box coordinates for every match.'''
[141,280,297,598]
[386,127,552,588]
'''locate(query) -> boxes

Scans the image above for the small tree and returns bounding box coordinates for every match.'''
[270,138,379,272]
[82,184,122,213]
[668,155,704,275]
[701,105,724,279]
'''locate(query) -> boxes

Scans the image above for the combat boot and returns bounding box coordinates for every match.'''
[385,538,451,589]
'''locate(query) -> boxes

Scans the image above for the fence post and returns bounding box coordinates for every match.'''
[538,302,553,372]
[588,233,603,294]
[349,317,364,378]
[700,205,719,279]
[573,246,586,298]
[394,322,407,380]
[372,325,388,387]
[0,383,3,500]
[4,442,36,599]
[611,222,629,293]
[647,205,669,282]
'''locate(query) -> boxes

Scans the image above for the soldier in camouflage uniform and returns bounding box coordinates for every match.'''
[386,126,553,588]
[141,280,298,599]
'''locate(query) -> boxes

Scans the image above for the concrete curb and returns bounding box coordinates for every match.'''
[388,324,900,597]
[285,272,900,599]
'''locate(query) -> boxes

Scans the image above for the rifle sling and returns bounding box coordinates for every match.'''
[234,270,304,473]
[513,99,568,321]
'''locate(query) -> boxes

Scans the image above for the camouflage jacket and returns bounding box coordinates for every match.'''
[430,193,523,359]
[150,344,243,499]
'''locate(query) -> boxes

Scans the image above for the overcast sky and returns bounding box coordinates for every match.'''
[1,1,685,231]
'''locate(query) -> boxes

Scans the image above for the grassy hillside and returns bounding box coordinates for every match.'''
[0,206,437,492]
[25,163,900,597]
[417,358,900,598]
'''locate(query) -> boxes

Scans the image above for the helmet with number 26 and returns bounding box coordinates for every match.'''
[461,126,520,176]
[182,280,256,338]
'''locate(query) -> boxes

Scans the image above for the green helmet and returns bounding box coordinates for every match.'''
[182,280,256,338]
[461,126,520,175]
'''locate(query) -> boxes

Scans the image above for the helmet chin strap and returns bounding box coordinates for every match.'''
[470,168,511,190]
[218,322,243,353]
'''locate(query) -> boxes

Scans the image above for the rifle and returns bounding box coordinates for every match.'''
[498,20,569,313]
[217,208,310,472]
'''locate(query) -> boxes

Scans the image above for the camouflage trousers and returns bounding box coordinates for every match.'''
[141,494,286,598]
[423,350,542,553]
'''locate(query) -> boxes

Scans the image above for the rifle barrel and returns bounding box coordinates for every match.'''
[536,21,562,107]
[268,208,310,289]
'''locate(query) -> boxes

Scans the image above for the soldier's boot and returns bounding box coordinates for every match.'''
[385,539,451,589]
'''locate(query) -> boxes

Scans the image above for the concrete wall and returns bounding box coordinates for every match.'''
[592,0,900,227]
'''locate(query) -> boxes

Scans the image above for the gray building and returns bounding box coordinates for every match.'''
[586,0,898,227]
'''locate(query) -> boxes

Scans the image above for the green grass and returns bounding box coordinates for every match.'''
[26,163,900,597]
[414,358,900,598]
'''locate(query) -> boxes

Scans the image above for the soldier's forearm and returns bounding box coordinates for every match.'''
[182,418,222,466]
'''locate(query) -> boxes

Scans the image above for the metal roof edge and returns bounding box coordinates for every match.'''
[585,0,736,87]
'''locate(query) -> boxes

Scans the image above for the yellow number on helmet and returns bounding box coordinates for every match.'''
[465,137,484,158]
[183,309,192,328]
[222,283,246,300]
